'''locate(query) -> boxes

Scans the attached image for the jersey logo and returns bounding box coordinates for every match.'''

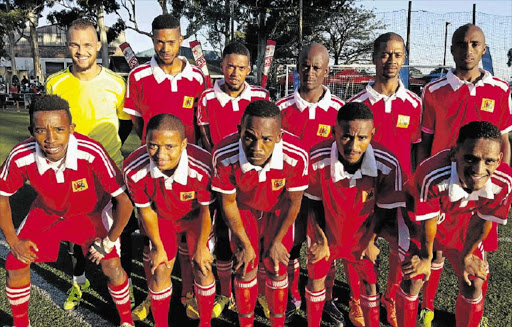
[180,191,196,201]
[272,178,286,191]
[362,189,374,203]
[183,96,195,109]
[480,98,495,113]
[396,115,410,128]
[316,124,331,137]
[72,178,88,192]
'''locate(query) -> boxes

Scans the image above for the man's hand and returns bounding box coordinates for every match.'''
[307,240,330,264]
[402,255,432,281]
[150,247,171,275]
[193,245,214,277]
[88,237,115,265]
[360,240,380,263]
[10,239,38,264]
[463,254,488,286]
[233,242,256,279]
[267,241,290,274]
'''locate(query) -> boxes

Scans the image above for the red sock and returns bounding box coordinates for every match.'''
[179,244,194,297]
[343,260,361,301]
[216,260,233,297]
[396,287,419,327]
[108,277,134,325]
[455,293,484,327]
[325,261,336,301]
[288,258,301,301]
[258,262,266,296]
[421,261,444,310]
[360,294,380,327]
[305,287,326,327]
[265,277,288,327]
[149,286,172,327]
[234,277,258,327]
[6,283,31,327]
[385,250,402,301]
[195,281,216,327]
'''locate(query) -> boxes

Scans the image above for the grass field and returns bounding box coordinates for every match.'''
[0,110,511,326]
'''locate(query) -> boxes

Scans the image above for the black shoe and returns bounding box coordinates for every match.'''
[323,300,345,327]
[285,297,298,323]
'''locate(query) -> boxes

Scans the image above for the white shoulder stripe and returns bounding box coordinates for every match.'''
[420,166,451,202]
[133,66,153,82]
[189,158,211,177]
[123,153,150,184]
[1,143,36,181]
[310,146,331,158]
[310,149,331,161]
[283,142,309,176]
[77,140,115,178]
[312,157,331,171]
[374,149,402,191]
[213,142,238,167]
[427,79,449,93]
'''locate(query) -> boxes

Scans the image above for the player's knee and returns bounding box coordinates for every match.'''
[400,277,423,295]
[360,280,377,296]
[307,277,326,292]
[433,251,445,263]
[7,266,31,287]
[151,264,172,288]
[101,258,126,283]
[460,277,484,299]
[289,244,302,260]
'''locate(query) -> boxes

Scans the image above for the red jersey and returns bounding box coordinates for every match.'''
[421,69,512,156]
[196,80,270,145]
[123,56,206,144]
[349,81,421,176]
[123,143,215,222]
[277,87,345,151]
[412,150,512,251]
[0,133,125,217]
[212,132,309,212]
[306,140,406,261]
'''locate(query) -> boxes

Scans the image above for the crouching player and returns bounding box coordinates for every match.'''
[305,102,406,327]
[123,114,216,327]
[212,100,308,326]
[396,121,512,327]
[0,95,134,327]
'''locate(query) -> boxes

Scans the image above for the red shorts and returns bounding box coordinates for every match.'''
[482,222,498,252]
[229,208,293,276]
[6,205,118,270]
[308,255,378,284]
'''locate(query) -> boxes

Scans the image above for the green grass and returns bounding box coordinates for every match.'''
[0,111,511,326]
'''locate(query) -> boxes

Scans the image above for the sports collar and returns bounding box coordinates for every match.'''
[446,68,495,93]
[238,139,284,182]
[293,86,332,119]
[149,147,189,188]
[150,55,194,84]
[35,134,79,181]
[365,80,408,110]
[213,79,253,108]
[448,161,494,202]
[330,141,378,183]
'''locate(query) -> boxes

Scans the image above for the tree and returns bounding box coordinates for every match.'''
[0,2,25,78]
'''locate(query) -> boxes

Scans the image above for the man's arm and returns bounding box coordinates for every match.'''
[402,216,437,280]
[416,132,433,166]
[199,125,213,152]
[306,198,330,263]
[192,204,214,276]
[118,119,133,144]
[132,116,144,140]
[501,133,511,165]
[461,214,492,285]
[138,205,171,274]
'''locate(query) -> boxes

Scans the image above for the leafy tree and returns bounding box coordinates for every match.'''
[0,2,26,77]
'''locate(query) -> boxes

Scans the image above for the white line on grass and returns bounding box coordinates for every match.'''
[0,237,113,327]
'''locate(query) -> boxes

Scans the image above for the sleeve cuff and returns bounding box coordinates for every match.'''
[476,211,507,225]
[199,199,216,205]
[377,202,406,209]
[197,122,209,126]
[421,126,434,134]
[412,138,422,144]
[111,186,126,197]
[415,211,440,221]
[0,190,14,196]
[135,202,152,208]
[287,185,308,192]
[304,193,322,201]
[211,186,237,194]
[123,108,142,117]
[500,125,512,135]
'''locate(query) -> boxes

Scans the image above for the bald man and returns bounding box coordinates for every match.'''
[276,42,345,325]
[415,24,512,327]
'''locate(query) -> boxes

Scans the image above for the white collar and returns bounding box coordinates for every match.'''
[293,86,332,118]
[35,133,78,176]
[150,55,194,84]
[213,79,253,107]
[149,148,189,187]
[365,80,408,105]
[238,139,284,182]
[448,161,494,202]
[446,68,495,92]
[330,141,378,183]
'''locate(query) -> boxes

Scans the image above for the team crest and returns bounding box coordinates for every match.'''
[480,98,495,113]
[362,189,374,203]
[183,96,195,109]
[396,115,410,128]
[272,178,286,191]
[180,191,196,201]
[316,124,331,137]
[72,178,88,192]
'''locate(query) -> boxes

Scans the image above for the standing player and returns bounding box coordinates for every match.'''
[0,95,134,327]
[123,114,216,327]
[123,14,206,318]
[396,121,512,327]
[415,24,512,326]
[212,101,308,327]
[196,41,269,318]
[305,102,406,327]
[348,32,421,327]
[276,42,345,325]
[45,18,135,311]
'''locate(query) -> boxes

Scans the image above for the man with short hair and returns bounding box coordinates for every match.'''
[396,121,512,327]
[276,42,345,325]
[123,114,216,327]
[415,24,512,326]
[45,18,135,311]
[196,41,269,318]
[348,32,422,327]
[0,95,134,327]
[212,100,308,327]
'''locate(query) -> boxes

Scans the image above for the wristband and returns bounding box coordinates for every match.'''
[103,236,116,250]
